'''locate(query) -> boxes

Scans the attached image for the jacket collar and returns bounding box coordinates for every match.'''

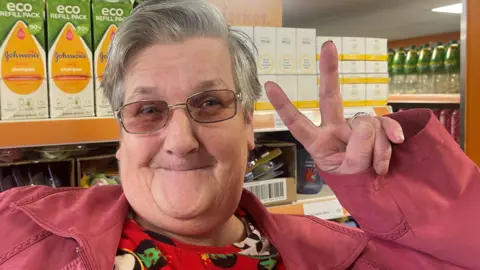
[12,186,367,270]
[239,190,368,269]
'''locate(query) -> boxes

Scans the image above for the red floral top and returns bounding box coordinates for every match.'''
[114,208,286,270]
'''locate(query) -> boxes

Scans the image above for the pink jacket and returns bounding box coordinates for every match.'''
[1,109,479,270]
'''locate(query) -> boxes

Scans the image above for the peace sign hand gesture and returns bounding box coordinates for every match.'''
[266,41,405,175]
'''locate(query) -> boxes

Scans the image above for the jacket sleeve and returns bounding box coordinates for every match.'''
[320,109,480,269]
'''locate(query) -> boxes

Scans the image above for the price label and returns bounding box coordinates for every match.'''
[303,199,344,220]
[273,113,287,130]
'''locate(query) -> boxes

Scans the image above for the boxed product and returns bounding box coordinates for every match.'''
[255,75,277,110]
[254,27,276,74]
[92,0,132,116]
[316,36,342,74]
[230,26,254,54]
[366,61,388,73]
[276,75,298,107]
[276,27,296,74]
[341,61,366,74]
[297,75,318,109]
[341,74,366,107]
[366,38,388,61]
[366,73,389,106]
[46,0,95,118]
[341,37,366,61]
[296,28,316,74]
[0,0,49,120]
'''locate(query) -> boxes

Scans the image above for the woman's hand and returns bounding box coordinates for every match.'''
[266,41,405,175]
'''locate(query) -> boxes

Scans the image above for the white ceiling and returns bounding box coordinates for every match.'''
[283,0,462,40]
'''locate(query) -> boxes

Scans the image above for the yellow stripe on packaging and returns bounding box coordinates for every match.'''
[297,100,319,109]
[366,100,388,106]
[366,77,389,84]
[317,54,342,61]
[340,77,367,84]
[343,100,366,107]
[340,54,367,61]
[365,55,388,61]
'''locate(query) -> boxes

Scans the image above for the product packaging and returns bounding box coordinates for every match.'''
[92,0,132,116]
[276,75,298,107]
[46,0,95,118]
[276,27,296,74]
[254,27,276,75]
[340,74,366,107]
[341,61,366,74]
[296,28,316,74]
[297,75,318,109]
[366,74,389,106]
[341,37,366,61]
[365,38,388,61]
[0,0,49,120]
[255,75,277,110]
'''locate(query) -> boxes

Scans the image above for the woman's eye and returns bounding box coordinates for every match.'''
[202,99,221,107]
[139,106,159,114]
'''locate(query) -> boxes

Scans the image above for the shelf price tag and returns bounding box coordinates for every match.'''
[273,113,287,130]
[303,199,344,220]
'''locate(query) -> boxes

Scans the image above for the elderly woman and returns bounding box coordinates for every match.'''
[1,1,479,269]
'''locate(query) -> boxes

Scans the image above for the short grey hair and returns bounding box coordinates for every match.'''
[102,0,261,117]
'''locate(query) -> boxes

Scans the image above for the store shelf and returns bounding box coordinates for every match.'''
[267,185,350,220]
[0,106,392,149]
[388,94,460,104]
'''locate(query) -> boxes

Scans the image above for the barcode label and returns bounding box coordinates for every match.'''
[244,179,287,204]
[303,199,345,220]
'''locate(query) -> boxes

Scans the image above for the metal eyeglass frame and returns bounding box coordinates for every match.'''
[114,89,243,134]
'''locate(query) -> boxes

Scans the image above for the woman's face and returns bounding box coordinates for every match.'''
[117,37,255,237]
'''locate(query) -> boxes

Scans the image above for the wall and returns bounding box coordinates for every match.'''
[388,32,460,49]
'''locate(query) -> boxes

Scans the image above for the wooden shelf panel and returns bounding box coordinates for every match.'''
[0,106,392,149]
[388,94,460,104]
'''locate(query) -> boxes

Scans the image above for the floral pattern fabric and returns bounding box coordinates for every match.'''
[115,208,286,270]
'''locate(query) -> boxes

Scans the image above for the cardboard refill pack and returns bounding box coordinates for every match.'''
[46,0,95,118]
[0,0,49,120]
[366,73,389,106]
[92,0,132,116]
[254,27,276,75]
[341,74,366,107]
[255,75,277,110]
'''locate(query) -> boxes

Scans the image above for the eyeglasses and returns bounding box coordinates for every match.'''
[115,89,242,134]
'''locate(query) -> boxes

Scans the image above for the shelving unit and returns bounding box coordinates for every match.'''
[388,94,460,104]
[268,185,349,219]
[0,106,392,149]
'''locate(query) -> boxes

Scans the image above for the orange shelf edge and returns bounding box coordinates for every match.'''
[388,94,460,104]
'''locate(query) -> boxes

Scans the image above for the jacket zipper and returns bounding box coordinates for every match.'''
[76,247,93,270]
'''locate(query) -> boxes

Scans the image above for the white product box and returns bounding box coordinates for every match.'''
[1,79,49,120]
[341,37,366,61]
[95,77,113,116]
[49,78,95,118]
[276,28,297,74]
[366,61,388,73]
[255,75,277,110]
[316,36,342,74]
[231,26,255,55]
[341,74,366,107]
[296,28,317,74]
[254,27,277,74]
[276,75,298,106]
[366,38,388,61]
[341,61,366,74]
[366,74,389,106]
[297,75,318,108]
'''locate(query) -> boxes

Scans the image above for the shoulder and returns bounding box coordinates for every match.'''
[0,185,124,207]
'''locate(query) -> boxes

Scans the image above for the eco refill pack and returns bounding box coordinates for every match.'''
[46,0,94,118]
[92,0,132,116]
[0,0,48,120]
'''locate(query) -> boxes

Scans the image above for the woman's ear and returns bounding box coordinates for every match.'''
[246,112,255,150]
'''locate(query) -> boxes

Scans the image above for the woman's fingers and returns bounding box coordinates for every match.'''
[380,117,405,144]
[340,119,376,174]
[319,41,345,126]
[265,81,319,148]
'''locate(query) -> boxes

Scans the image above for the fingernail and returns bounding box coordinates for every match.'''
[321,40,333,50]
[397,132,405,142]
[357,122,374,140]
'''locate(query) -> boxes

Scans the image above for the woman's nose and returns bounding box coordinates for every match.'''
[162,109,199,157]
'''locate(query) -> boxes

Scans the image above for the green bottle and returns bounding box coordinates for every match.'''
[404,45,419,93]
[390,47,407,93]
[417,44,433,93]
[430,42,447,93]
[387,48,395,76]
[445,40,460,93]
